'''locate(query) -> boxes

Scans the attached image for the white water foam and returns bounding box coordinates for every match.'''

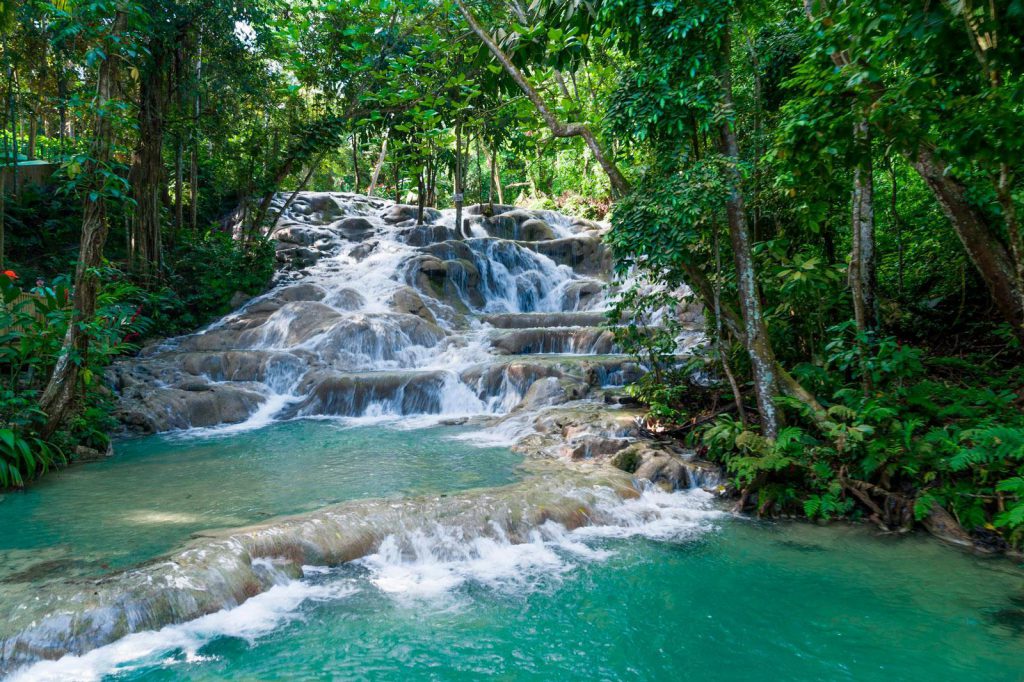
[356,486,724,602]
[9,487,723,680]
[9,572,358,682]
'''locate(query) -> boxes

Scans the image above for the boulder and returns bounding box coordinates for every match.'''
[519,219,556,241]
[399,225,459,246]
[381,204,441,224]
[526,235,610,275]
[335,216,376,241]
[516,376,590,411]
[561,280,604,311]
[390,286,437,325]
[330,288,366,311]
[348,241,377,261]
[275,283,328,303]
[116,384,265,433]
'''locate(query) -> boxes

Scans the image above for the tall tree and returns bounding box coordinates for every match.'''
[39,8,130,435]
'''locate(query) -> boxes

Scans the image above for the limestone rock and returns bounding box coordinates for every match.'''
[390,286,438,325]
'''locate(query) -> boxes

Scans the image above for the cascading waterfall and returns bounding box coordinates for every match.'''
[111,193,646,431]
[0,193,718,679]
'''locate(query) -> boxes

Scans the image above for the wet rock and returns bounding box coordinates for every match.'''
[274,283,327,303]
[348,241,378,261]
[525,235,611,276]
[519,219,556,241]
[490,327,617,355]
[116,384,265,433]
[329,288,366,311]
[381,204,441,224]
[406,254,484,311]
[311,314,446,370]
[561,280,604,311]
[482,311,611,329]
[239,302,343,347]
[229,291,252,309]
[611,446,643,473]
[465,202,518,216]
[73,443,113,463]
[634,452,691,491]
[175,328,247,352]
[390,286,438,325]
[275,244,321,268]
[399,224,460,246]
[293,369,448,417]
[517,376,590,411]
[335,216,376,241]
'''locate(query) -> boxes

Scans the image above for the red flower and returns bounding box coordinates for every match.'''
[2,270,16,280]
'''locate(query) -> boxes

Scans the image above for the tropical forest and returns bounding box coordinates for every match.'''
[0,0,1023,679]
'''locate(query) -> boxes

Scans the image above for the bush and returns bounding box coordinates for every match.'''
[0,269,150,487]
[146,231,275,334]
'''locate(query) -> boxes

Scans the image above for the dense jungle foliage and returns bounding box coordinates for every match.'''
[0,0,1022,550]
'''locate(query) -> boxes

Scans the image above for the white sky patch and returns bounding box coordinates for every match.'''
[234,20,257,48]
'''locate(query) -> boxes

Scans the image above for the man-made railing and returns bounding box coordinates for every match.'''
[1,292,49,335]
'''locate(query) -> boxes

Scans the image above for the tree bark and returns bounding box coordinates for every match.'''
[454,0,630,197]
[367,129,389,195]
[129,45,168,275]
[417,171,425,224]
[850,121,878,331]
[911,147,1024,339]
[189,39,201,231]
[719,24,780,439]
[454,122,464,238]
[174,136,184,231]
[350,132,361,191]
[27,105,37,160]
[39,11,127,437]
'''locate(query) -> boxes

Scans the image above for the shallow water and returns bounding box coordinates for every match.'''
[0,420,521,579]
[15,501,1024,682]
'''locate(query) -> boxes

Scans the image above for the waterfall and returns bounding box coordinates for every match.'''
[112,193,651,433]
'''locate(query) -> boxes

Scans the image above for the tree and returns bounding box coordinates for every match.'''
[39,6,131,435]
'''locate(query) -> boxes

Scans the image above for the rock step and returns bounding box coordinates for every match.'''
[287,369,452,418]
[482,311,614,328]
[488,327,619,356]
[465,353,646,391]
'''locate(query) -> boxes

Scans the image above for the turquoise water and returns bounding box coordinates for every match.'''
[0,421,521,580]
[19,507,1024,681]
[4,420,1024,681]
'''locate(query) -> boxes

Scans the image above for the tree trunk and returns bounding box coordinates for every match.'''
[719,24,780,439]
[455,0,629,197]
[417,171,425,224]
[174,136,184,231]
[39,11,127,437]
[490,145,504,204]
[351,132,361,191]
[487,144,495,210]
[911,147,1024,340]
[454,122,464,238]
[393,160,400,203]
[850,120,878,332]
[6,49,18,195]
[887,157,904,295]
[189,40,201,231]
[57,63,68,156]
[129,45,167,275]
[367,129,389,195]
[27,107,37,160]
